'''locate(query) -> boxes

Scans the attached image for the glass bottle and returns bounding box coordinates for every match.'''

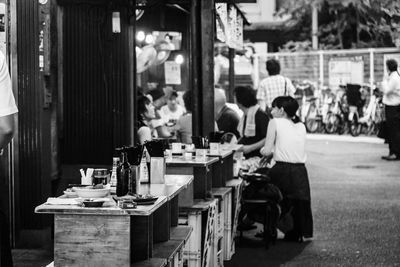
[110,156,120,187]
[117,151,131,196]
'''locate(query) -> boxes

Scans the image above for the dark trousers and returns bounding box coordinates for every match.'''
[0,207,13,267]
[385,105,400,156]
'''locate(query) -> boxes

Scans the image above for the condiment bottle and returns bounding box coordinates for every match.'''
[110,156,120,187]
[117,150,131,196]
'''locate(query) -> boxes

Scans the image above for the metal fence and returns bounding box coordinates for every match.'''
[253,47,400,92]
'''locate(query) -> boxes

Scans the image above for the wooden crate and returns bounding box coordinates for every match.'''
[179,199,218,267]
[225,179,244,261]
[211,187,233,264]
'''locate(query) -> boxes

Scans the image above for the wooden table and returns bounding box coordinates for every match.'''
[207,149,234,187]
[165,156,218,200]
[35,175,193,267]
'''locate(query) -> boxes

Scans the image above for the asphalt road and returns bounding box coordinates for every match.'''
[226,136,400,267]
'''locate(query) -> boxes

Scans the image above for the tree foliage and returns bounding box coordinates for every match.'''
[276,0,400,51]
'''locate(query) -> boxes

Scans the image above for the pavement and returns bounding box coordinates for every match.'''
[226,135,400,267]
[12,134,400,267]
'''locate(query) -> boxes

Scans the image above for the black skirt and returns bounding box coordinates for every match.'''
[269,161,313,238]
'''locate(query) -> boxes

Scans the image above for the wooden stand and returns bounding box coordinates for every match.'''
[225,178,244,260]
[211,187,233,263]
[179,199,218,267]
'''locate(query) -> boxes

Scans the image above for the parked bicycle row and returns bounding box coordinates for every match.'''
[293,81,385,137]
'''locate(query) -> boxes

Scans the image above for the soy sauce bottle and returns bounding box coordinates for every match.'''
[116,149,132,197]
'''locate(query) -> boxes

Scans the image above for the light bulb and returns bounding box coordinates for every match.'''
[175,54,184,64]
[145,34,154,44]
[136,31,145,42]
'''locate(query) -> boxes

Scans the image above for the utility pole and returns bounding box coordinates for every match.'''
[312,2,318,50]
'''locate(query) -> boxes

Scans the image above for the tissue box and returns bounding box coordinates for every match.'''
[150,157,166,184]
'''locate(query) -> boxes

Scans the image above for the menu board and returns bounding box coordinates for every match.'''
[164,61,181,85]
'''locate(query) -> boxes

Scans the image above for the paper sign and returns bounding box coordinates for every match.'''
[165,61,181,85]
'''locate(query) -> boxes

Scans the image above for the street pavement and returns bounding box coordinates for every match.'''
[226,135,400,267]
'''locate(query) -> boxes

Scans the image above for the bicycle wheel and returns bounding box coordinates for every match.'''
[324,112,340,134]
[349,119,361,137]
[305,117,321,133]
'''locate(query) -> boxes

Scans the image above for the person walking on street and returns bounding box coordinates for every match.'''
[257,59,296,115]
[0,50,18,266]
[381,59,400,161]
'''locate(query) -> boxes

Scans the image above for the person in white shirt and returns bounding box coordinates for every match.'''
[260,96,313,242]
[381,59,400,161]
[257,59,295,115]
[159,90,185,128]
[0,50,18,266]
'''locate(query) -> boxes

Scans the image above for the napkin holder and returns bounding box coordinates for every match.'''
[150,157,165,184]
[195,149,207,160]
[209,142,220,155]
[131,165,141,194]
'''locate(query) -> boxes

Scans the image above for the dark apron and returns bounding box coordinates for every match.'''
[269,161,313,238]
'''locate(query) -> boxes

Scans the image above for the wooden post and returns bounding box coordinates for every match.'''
[228,48,235,102]
[190,0,200,137]
[200,0,215,136]
[128,11,136,145]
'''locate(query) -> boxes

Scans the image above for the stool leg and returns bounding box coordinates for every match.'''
[264,204,270,249]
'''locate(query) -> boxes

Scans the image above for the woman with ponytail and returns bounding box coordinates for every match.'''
[260,96,313,242]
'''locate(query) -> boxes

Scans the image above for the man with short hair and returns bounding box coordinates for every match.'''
[257,59,295,113]
[0,50,18,266]
[381,59,400,161]
[214,88,240,138]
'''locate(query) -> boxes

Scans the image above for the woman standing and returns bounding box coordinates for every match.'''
[261,96,313,242]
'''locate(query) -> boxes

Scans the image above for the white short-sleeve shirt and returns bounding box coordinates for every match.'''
[0,51,18,116]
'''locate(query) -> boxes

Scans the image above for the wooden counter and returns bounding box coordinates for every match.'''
[207,149,234,187]
[166,156,219,200]
[34,175,193,267]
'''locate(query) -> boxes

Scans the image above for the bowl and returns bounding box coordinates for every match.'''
[82,199,105,208]
[73,187,110,198]
[63,190,78,198]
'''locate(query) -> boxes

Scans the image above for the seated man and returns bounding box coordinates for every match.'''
[214,88,240,138]
[233,86,271,231]
[160,90,185,130]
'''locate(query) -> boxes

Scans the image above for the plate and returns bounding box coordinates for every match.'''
[73,187,110,198]
[63,190,78,198]
[113,195,158,205]
[81,199,105,208]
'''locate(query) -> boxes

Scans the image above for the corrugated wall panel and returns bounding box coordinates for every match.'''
[62,4,129,165]
[17,0,43,229]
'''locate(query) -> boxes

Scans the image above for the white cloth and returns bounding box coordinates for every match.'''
[257,75,295,108]
[382,71,400,106]
[45,198,79,205]
[159,104,185,123]
[273,118,307,163]
[237,105,260,137]
[0,51,18,116]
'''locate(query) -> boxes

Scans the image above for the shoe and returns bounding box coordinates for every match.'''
[237,223,257,231]
[382,154,400,161]
[381,154,393,160]
[255,231,264,238]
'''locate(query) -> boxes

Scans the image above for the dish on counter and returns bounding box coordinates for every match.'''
[80,198,105,208]
[113,194,158,205]
[63,189,78,198]
[73,185,110,198]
